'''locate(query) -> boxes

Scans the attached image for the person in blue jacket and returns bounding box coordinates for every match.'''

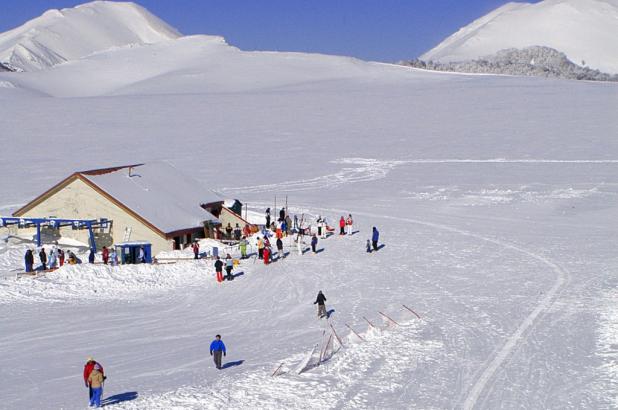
[371,227,380,251]
[311,234,318,254]
[210,334,227,369]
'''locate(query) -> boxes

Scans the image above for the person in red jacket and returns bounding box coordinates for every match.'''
[263,246,271,265]
[339,216,346,235]
[102,246,109,264]
[83,357,105,401]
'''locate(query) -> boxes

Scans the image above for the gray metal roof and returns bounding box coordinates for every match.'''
[83,161,221,234]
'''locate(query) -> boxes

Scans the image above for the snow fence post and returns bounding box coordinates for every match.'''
[330,323,344,347]
[271,362,284,377]
[378,311,399,326]
[319,333,333,365]
[402,304,421,319]
[345,323,366,342]
[363,316,376,329]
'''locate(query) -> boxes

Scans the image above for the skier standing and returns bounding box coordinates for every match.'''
[24,249,34,273]
[214,257,224,283]
[48,246,58,269]
[279,207,286,221]
[281,219,288,236]
[225,254,234,280]
[265,208,271,228]
[257,237,264,259]
[192,241,200,260]
[366,239,372,253]
[110,248,118,266]
[83,357,105,405]
[39,247,47,270]
[58,248,65,266]
[102,246,109,264]
[346,214,353,235]
[372,227,380,252]
[234,224,242,241]
[263,246,271,265]
[316,216,322,237]
[225,223,233,239]
[87,364,104,408]
[138,246,145,263]
[210,334,227,369]
[311,234,318,254]
[314,291,327,318]
[239,236,248,259]
[339,216,346,235]
[276,237,284,259]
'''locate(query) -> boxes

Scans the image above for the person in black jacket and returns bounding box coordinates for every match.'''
[214,257,224,283]
[265,208,271,228]
[276,238,284,259]
[24,249,34,272]
[314,290,327,318]
[39,248,47,271]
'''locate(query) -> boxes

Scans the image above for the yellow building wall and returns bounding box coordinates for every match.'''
[218,207,251,235]
[19,178,173,255]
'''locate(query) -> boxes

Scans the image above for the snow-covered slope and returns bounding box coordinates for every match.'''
[0,1,180,71]
[0,34,417,98]
[0,2,617,410]
[421,0,618,74]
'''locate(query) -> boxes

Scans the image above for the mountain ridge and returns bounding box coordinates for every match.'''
[0,1,180,71]
[421,0,618,74]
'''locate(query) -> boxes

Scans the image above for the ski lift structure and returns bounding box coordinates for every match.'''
[0,216,110,252]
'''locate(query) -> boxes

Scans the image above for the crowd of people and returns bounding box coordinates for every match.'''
[210,208,383,283]
[23,245,86,272]
[63,206,382,407]
[22,243,151,272]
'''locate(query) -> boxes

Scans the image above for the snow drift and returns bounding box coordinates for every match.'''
[0,1,180,71]
[421,0,618,74]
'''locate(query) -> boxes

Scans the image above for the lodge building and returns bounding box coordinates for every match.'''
[11,162,250,255]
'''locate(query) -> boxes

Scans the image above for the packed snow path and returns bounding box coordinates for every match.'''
[2,159,616,408]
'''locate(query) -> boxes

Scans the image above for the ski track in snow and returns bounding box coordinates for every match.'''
[219,158,407,194]
[219,157,618,195]
[309,205,571,410]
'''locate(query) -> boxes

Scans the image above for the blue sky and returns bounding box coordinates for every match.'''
[0,1,539,62]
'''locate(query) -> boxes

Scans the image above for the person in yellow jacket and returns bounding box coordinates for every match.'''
[87,364,104,407]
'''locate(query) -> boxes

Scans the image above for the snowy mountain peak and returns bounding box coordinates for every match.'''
[0,1,181,71]
[421,0,618,74]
